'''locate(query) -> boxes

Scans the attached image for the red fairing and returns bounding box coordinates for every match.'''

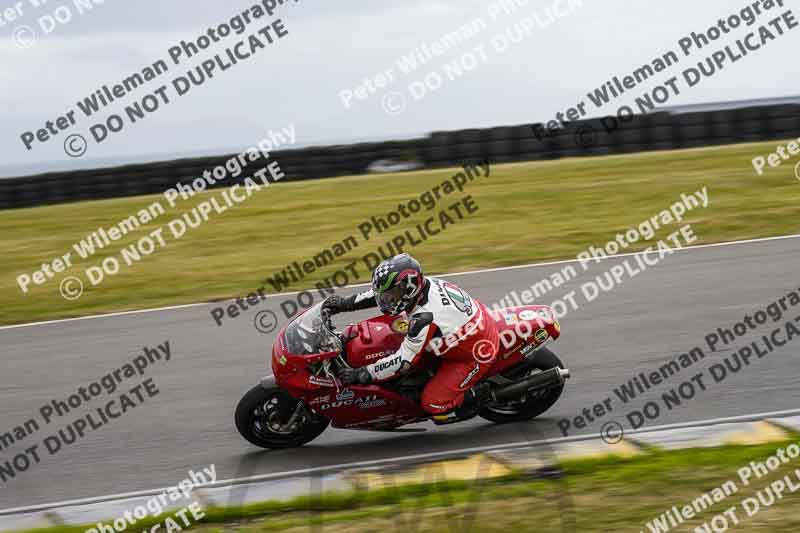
[270,305,561,430]
[271,314,429,428]
[305,385,425,429]
[344,314,407,368]
[488,305,562,373]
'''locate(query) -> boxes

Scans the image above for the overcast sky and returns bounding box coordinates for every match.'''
[1,0,798,176]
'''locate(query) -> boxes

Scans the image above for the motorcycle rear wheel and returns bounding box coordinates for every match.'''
[478,347,566,423]
[235,385,329,449]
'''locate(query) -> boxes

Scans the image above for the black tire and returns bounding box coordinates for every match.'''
[235,385,329,449]
[478,347,566,424]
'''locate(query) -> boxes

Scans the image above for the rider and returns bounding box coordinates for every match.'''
[322,253,499,424]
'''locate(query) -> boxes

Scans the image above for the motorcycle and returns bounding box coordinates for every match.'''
[235,301,570,448]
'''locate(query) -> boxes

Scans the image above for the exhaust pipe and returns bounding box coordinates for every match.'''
[492,368,570,402]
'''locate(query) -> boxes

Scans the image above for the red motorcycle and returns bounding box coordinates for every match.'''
[236,301,570,448]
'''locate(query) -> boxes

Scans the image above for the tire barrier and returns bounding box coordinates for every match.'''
[2,103,799,210]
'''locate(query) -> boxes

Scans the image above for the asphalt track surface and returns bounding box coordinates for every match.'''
[1,236,799,510]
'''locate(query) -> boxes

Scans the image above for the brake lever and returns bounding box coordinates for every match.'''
[320,308,334,329]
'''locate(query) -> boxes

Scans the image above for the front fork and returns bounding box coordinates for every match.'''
[280,400,307,433]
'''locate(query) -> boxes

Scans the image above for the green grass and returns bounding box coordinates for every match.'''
[15,436,800,532]
[1,140,798,325]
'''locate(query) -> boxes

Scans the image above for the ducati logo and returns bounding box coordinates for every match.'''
[319,394,387,410]
[374,355,401,372]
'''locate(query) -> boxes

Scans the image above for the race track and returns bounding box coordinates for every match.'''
[2,236,799,510]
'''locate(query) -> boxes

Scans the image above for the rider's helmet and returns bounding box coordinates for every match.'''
[371,253,426,316]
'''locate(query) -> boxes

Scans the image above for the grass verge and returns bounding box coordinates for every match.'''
[14,435,800,532]
[1,140,798,325]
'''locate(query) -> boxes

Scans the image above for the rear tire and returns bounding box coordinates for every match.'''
[478,347,566,423]
[235,385,329,449]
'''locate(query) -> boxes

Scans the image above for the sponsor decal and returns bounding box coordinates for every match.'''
[519,343,536,357]
[308,394,330,405]
[443,282,473,314]
[520,309,550,322]
[319,394,386,410]
[516,334,553,359]
[278,355,287,366]
[554,319,561,333]
[503,312,519,324]
[365,350,391,361]
[434,279,451,307]
[358,399,388,409]
[459,363,481,389]
[391,318,409,333]
[336,389,355,401]
[374,355,401,373]
[309,375,335,387]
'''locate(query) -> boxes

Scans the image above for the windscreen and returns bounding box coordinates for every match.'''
[282,302,341,355]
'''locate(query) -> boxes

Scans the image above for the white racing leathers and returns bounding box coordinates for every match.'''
[358,277,499,413]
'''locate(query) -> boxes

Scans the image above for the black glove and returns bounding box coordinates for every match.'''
[339,367,372,385]
[322,295,352,316]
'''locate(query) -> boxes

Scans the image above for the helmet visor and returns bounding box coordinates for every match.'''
[377,285,405,314]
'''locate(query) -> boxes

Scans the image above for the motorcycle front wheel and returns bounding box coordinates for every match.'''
[235,385,329,449]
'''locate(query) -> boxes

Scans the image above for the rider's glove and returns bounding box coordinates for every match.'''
[339,367,372,385]
[322,295,352,316]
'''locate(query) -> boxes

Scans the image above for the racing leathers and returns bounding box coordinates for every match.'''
[335,277,499,414]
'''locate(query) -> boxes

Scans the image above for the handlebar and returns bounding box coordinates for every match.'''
[320,308,335,331]
[317,308,343,356]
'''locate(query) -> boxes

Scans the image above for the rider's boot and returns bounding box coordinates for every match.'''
[432,383,493,425]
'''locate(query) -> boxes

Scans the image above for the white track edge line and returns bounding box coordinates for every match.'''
[3,407,800,516]
[3,233,799,332]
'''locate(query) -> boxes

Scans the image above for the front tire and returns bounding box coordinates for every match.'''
[478,347,566,423]
[235,385,329,449]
